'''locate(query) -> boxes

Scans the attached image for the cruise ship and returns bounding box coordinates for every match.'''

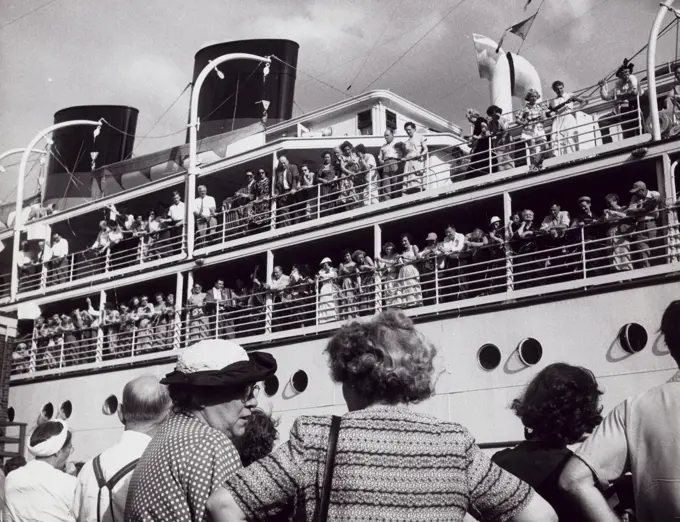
[1,7,680,467]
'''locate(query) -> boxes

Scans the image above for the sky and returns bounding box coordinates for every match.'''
[0,0,675,201]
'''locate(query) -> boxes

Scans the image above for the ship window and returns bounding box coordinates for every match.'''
[291,370,309,394]
[518,338,543,366]
[619,323,648,354]
[386,110,397,132]
[264,375,280,397]
[102,395,119,415]
[357,110,373,136]
[477,344,502,371]
[59,400,72,420]
[41,402,54,421]
[7,407,15,423]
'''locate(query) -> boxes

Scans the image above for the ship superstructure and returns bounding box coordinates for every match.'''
[2,31,680,462]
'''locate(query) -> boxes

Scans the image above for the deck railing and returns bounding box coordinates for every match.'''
[11,207,680,378]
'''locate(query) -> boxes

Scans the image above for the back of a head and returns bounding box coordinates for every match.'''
[4,456,26,475]
[122,375,171,426]
[325,309,437,405]
[511,362,602,446]
[661,301,680,363]
[30,421,71,452]
[237,409,279,467]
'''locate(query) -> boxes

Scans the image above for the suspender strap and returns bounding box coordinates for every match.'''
[316,415,341,522]
[91,455,140,522]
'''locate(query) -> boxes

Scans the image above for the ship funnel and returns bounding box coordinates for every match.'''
[44,105,138,210]
[189,39,299,140]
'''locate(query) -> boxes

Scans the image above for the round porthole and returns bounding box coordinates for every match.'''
[7,407,15,423]
[619,323,648,354]
[264,375,280,397]
[518,338,543,366]
[102,395,119,415]
[477,344,502,371]
[290,370,309,394]
[41,402,54,420]
[59,400,72,420]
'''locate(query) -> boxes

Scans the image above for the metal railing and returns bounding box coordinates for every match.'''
[11,225,185,296]
[11,207,680,377]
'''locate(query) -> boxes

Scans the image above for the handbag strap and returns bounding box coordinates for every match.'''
[316,415,342,522]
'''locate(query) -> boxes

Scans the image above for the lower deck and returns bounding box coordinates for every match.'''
[7,278,678,462]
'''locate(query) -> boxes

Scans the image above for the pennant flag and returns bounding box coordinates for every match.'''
[473,34,503,80]
[496,13,538,53]
[523,0,532,10]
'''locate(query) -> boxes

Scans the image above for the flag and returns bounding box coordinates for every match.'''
[523,0,532,10]
[496,13,538,53]
[473,34,503,80]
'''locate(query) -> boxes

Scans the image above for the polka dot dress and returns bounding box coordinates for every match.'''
[125,412,242,522]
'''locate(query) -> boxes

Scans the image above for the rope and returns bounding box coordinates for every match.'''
[362,0,469,92]
[270,55,352,99]
[345,0,404,92]
[1,0,61,29]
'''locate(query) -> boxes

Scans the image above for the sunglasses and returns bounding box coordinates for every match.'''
[241,383,260,403]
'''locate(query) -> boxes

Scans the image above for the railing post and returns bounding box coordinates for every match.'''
[637,92,643,137]
[130,328,136,357]
[58,338,64,368]
[503,192,514,293]
[434,258,440,304]
[96,289,106,363]
[314,279,320,326]
[174,271,184,350]
[40,263,47,290]
[425,150,431,191]
[581,226,587,279]
[214,302,220,339]
[104,249,111,273]
[29,338,37,373]
[316,185,321,219]
[138,238,144,265]
[265,249,273,334]
[221,212,227,243]
[69,254,74,282]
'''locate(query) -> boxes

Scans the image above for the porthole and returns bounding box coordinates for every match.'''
[7,407,15,423]
[518,338,543,366]
[290,370,309,394]
[264,375,280,397]
[41,402,54,420]
[619,323,648,354]
[59,400,72,420]
[102,395,119,415]
[477,344,502,371]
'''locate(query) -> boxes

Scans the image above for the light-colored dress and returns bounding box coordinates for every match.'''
[378,254,401,307]
[402,134,426,192]
[317,267,339,324]
[338,261,359,319]
[549,93,577,156]
[398,245,423,306]
[604,210,633,271]
[187,292,209,343]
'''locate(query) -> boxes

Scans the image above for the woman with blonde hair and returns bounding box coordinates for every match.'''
[517,89,549,171]
[207,309,556,521]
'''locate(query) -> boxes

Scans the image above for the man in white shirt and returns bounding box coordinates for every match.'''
[268,266,291,331]
[205,279,236,339]
[377,129,402,200]
[164,191,186,254]
[4,420,76,522]
[193,185,217,248]
[49,232,70,285]
[74,376,170,522]
[438,225,467,301]
[540,204,571,238]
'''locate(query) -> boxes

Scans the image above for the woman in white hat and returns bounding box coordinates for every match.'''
[317,257,339,324]
[126,339,276,522]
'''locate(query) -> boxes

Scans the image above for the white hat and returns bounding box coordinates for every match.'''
[320,257,332,265]
[490,216,501,225]
[28,419,69,457]
[175,339,248,374]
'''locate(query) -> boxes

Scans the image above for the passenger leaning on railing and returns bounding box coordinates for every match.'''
[627,181,661,268]
[377,129,403,200]
[419,232,440,306]
[438,225,467,301]
[548,80,587,157]
[603,193,634,272]
[355,144,378,205]
[402,121,427,194]
[193,185,218,248]
[487,105,514,172]
[274,155,301,227]
[48,232,69,285]
[317,151,339,215]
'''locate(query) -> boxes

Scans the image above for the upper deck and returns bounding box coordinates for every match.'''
[5,64,680,382]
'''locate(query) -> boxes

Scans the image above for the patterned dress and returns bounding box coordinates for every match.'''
[125,412,242,522]
[225,406,534,521]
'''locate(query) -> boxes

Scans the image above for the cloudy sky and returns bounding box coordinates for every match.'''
[0,0,674,200]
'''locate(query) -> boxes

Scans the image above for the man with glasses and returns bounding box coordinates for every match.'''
[126,339,276,522]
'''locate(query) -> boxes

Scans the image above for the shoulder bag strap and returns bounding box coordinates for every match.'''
[92,455,106,522]
[316,415,342,522]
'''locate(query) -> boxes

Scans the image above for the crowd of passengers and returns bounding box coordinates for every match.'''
[11,59,656,293]
[12,178,666,374]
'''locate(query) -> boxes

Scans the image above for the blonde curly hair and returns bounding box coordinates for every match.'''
[325,309,437,404]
